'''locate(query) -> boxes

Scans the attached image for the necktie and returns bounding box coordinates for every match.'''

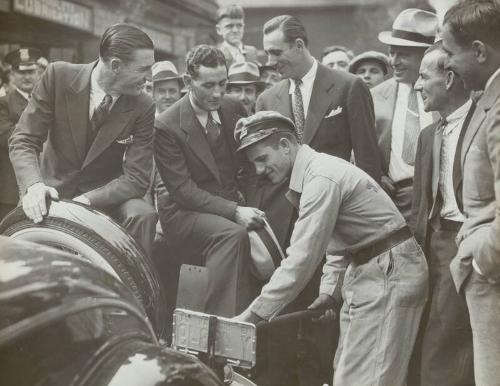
[438,117,449,190]
[91,94,113,132]
[292,79,305,143]
[206,111,221,149]
[402,88,420,165]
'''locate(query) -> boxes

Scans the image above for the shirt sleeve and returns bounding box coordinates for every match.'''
[319,251,348,304]
[250,175,342,320]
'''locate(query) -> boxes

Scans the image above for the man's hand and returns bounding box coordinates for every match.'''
[235,206,266,230]
[308,293,337,321]
[22,182,59,223]
[73,195,91,206]
[380,175,396,196]
[233,308,265,325]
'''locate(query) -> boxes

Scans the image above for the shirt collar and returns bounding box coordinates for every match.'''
[189,92,221,128]
[484,66,500,92]
[15,87,30,100]
[222,40,244,53]
[91,68,120,101]
[289,144,315,193]
[444,99,472,127]
[289,59,318,94]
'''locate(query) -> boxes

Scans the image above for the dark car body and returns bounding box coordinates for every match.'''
[0,236,222,386]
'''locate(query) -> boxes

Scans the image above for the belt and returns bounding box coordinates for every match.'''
[439,218,462,232]
[348,226,412,265]
[393,178,413,190]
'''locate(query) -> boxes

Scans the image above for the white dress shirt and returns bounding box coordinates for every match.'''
[289,59,318,121]
[439,100,472,221]
[89,69,119,120]
[388,83,434,182]
[188,92,221,132]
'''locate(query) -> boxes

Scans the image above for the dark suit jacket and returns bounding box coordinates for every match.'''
[0,90,27,204]
[412,104,475,250]
[218,43,258,69]
[256,63,382,182]
[9,61,155,209]
[451,73,500,287]
[154,94,247,227]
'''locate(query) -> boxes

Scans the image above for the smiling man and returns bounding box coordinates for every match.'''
[154,45,262,317]
[441,1,500,384]
[372,9,438,223]
[151,61,183,116]
[234,110,428,386]
[410,42,474,386]
[9,24,158,256]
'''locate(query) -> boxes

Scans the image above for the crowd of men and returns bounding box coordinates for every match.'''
[1,1,499,385]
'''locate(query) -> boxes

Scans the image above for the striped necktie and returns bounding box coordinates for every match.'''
[292,78,305,142]
[91,94,113,132]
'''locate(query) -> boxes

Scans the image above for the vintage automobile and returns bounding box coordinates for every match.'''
[0,236,223,386]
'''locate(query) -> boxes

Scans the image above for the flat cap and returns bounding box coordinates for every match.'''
[349,51,390,75]
[235,110,296,152]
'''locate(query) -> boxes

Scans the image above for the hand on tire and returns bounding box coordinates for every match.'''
[22,182,59,223]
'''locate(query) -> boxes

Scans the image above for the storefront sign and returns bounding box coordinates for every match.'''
[13,0,93,32]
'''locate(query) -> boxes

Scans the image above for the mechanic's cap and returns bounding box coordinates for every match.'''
[152,60,182,83]
[235,110,296,152]
[4,48,42,71]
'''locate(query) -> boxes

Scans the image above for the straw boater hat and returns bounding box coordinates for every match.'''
[227,61,265,91]
[151,61,183,85]
[349,51,390,75]
[378,8,438,47]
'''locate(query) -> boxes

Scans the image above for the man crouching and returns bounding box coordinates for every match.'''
[234,111,428,386]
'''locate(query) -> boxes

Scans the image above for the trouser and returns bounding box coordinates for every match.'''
[108,198,157,258]
[464,269,500,386]
[162,210,255,317]
[409,223,474,386]
[333,237,428,386]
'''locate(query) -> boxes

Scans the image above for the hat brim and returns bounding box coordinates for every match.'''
[349,58,389,75]
[153,76,183,83]
[378,31,432,47]
[227,80,266,90]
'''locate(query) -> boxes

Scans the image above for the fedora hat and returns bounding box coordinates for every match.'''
[227,61,265,90]
[248,219,285,280]
[378,8,437,47]
[152,61,183,83]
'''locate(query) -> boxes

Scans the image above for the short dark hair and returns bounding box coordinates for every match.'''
[217,4,244,22]
[185,45,227,79]
[100,23,154,63]
[264,131,298,149]
[321,45,354,61]
[444,0,500,49]
[263,15,308,47]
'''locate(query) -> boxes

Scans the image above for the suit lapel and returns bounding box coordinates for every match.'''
[180,96,220,183]
[303,64,335,144]
[65,63,94,164]
[82,95,135,168]
[270,81,293,118]
[460,103,486,169]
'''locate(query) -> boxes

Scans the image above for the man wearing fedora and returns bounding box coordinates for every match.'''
[154,45,265,317]
[372,9,438,223]
[0,48,42,221]
[442,1,500,383]
[234,110,428,386]
[226,61,265,115]
[349,51,390,89]
[9,24,158,256]
[151,61,184,117]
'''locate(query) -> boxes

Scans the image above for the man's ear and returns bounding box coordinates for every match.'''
[445,70,455,91]
[215,23,223,38]
[110,58,122,73]
[472,40,487,64]
[295,38,305,50]
[183,74,193,89]
[279,137,291,153]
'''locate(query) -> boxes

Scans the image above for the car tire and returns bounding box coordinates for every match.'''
[0,200,168,339]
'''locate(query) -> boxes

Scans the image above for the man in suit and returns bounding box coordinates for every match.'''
[372,9,437,223]
[216,5,258,69]
[410,42,474,386]
[254,14,382,248]
[154,45,263,317]
[442,2,500,384]
[0,48,41,221]
[9,24,157,256]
